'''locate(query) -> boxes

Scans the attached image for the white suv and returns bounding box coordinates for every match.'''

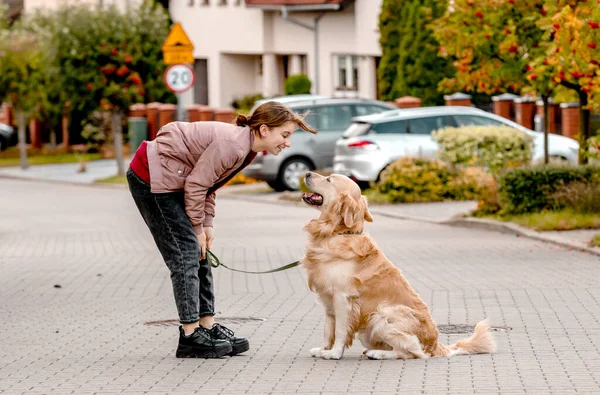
[334,106,580,187]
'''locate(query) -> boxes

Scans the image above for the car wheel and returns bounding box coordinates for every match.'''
[278,158,313,191]
[267,180,287,192]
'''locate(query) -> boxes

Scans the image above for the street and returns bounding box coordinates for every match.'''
[1,178,600,394]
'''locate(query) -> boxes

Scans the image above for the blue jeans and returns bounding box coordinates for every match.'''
[127,168,215,323]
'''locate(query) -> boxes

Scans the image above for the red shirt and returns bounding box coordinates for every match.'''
[130,141,150,183]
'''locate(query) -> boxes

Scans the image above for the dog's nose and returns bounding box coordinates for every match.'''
[305,172,312,178]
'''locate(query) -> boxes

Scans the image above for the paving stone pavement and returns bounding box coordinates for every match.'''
[1,178,600,395]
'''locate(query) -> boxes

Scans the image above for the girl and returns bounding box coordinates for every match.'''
[126,101,316,358]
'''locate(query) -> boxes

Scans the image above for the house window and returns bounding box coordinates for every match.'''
[335,55,358,91]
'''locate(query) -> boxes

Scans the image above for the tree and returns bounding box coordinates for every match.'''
[432,0,549,95]
[0,22,52,169]
[535,0,600,164]
[433,0,557,161]
[432,0,600,164]
[36,1,175,175]
[378,0,453,105]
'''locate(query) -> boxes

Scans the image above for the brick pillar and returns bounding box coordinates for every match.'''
[214,108,236,124]
[1,102,14,126]
[29,118,42,149]
[444,92,472,107]
[188,104,215,122]
[513,97,536,130]
[492,93,518,120]
[146,102,161,140]
[199,106,214,121]
[158,104,177,128]
[536,99,557,134]
[394,96,422,109]
[187,104,203,122]
[129,103,147,118]
[560,102,580,139]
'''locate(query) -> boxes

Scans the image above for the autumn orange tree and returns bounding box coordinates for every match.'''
[532,0,600,163]
[432,0,546,96]
[434,0,600,164]
[432,0,556,160]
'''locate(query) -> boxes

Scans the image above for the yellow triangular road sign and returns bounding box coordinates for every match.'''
[162,22,194,51]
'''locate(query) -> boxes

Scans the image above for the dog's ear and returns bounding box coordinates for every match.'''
[362,196,374,223]
[341,193,363,229]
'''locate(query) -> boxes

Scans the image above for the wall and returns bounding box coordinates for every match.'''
[220,54,261,109]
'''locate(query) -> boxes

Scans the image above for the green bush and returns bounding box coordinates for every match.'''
[552,181,600,214]
[447,166,496,201]
[498,164,600,214]
[374,157,493,203]
[232,93,263,114]
[284,74,311,95]
[433,125,533,174]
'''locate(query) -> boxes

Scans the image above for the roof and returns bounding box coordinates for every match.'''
[245,0,345,5]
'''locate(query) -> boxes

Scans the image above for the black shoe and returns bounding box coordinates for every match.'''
[209,323,250,356]
[176,326,232,358]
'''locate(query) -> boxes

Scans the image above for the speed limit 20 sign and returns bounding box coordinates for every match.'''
[164,64,195,93]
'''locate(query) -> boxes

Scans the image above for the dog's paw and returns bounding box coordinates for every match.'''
[310,347,324,358]
[365,350,390,360]
[320,349,343,360]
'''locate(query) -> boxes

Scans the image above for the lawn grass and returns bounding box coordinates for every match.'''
[95,174,127,184]
[487,209,600,231]
[0,152,102,167]
[591,234,600,247]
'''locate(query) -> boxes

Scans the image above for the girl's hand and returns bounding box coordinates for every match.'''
[197,232,207,260]
[205,226,215,251]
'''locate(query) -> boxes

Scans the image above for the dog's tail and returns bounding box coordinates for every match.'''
[445,319,497,357]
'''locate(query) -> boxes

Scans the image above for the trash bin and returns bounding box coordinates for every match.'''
[128,117,148,153]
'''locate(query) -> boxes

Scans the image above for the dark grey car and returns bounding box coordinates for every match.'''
[242,96,396,191]
[0,123,16,152]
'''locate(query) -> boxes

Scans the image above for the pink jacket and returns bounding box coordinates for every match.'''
[146,121,255,235]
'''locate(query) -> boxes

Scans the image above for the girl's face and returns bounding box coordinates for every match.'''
[260,121,296,155]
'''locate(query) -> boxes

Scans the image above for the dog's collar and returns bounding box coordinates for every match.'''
[337,231,363,236]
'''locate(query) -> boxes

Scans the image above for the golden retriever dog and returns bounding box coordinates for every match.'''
[300,172,496,360]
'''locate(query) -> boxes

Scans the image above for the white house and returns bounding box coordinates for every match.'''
[20,0,384,109]
[169,0,384,108]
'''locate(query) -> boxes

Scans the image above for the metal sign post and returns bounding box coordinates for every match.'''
[162,22,195,121]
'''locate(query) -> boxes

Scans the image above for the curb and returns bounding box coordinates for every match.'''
[444,217,600,257]
[0,173,129,190]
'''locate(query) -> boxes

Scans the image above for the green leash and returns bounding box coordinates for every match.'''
[206,249,300,274]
